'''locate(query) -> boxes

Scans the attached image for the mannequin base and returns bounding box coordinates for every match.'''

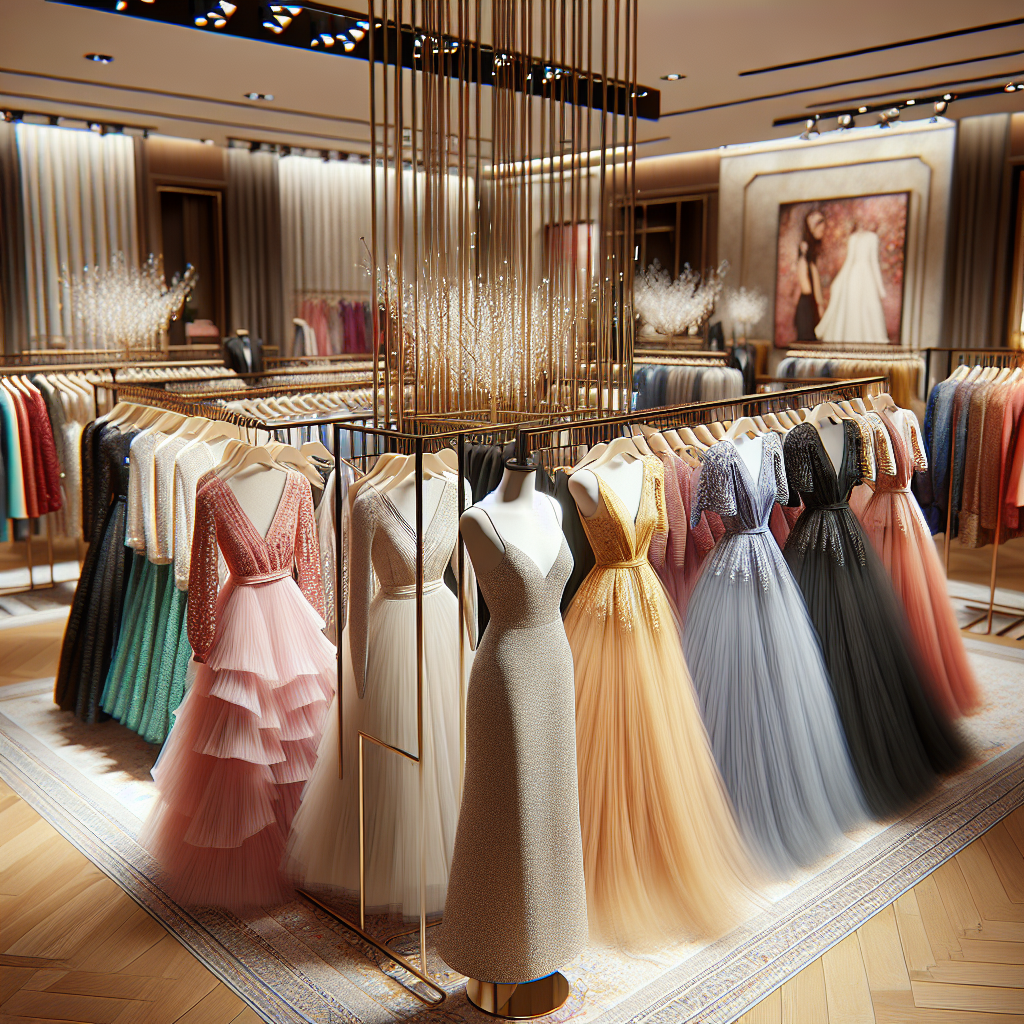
[465,972,570,1019]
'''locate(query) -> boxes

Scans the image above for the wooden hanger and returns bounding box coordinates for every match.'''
[379,449,452,492]
[724,416,761,441]
[630,427,654,456]
[573,435,642,473]
[708,421,727,441]
[693,423,717,447]
[636,423,673,456]
[348,452,403,508]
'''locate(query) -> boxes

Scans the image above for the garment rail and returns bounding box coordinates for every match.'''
[936,349,1024,640]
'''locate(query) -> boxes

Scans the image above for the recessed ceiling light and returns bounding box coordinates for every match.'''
[858,106,867,113]
[85,53,114,64]
[245,92,275,101]
[906,98,915,105]
[115,0,127,9]
[660,73,684,81]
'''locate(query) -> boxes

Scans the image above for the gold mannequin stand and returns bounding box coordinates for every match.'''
[466,973,570,1020]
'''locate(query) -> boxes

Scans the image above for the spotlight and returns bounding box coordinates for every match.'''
[905,98,915,105]
[837,113,853,128]
[85,53,114,63]
[943,93,952,101]
[115,0,126,8]
[192,1,236,28]
[262,4,300,34]
[1006,82,1017,92]
[660,73,685,81]
[244,92,274,101]
[858,106,867,113]
[933,99,948,114]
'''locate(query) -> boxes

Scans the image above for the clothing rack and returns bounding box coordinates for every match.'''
[938,350,1024,640]
[515,376,888,469]
[923,347,1024,392]
[780,347,924,406]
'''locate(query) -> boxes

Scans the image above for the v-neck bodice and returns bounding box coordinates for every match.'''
[784,420,863,507]
[187,470,324,660]
[578,455,667,568]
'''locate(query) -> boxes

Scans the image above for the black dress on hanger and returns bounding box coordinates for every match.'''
[782,420,967,819]
[224,334,264,375]
[54,423,136,722]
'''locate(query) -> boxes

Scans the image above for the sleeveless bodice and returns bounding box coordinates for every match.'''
[578,455,667,568]
[475,511,571,632]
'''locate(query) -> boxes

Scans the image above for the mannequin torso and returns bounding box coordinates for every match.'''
[568,453,644,520]
[461,466,563,576]
[731,432,765,483]
[815,420,845,476]
[227,465,289,538]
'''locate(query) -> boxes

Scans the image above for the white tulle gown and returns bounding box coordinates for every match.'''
[286,474,474,918]
[815,229,889,343]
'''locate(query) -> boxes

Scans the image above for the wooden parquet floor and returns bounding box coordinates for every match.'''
[0,777,260,1023]
[738,806,1024,1024]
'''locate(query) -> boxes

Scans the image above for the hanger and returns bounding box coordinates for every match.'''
[348,452,403,508]
[573,434,643,473]
[378,449,452,493]
[693,423,717,447]
[762,412,788,433]
[869,392,899,415]
[267,442,323,487]
[636,423,673,456]
[707,421,728,441]
[806,402,842,428]
[629,427,654,456]
[301,439,334,462]
[724,416,761,441]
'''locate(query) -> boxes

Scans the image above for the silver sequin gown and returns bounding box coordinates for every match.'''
[684,433,867,874]
[438,505,587,984]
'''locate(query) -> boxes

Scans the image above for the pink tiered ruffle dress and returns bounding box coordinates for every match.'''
[140,471,335,909]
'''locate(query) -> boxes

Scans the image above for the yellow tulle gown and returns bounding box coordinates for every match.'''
[564,455,755,948]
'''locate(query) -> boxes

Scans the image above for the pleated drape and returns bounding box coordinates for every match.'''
[225,148,284,349]
[15,123,138,351]
[0,121,29,355]
[942,113,1011,350]
[279,155,465,355]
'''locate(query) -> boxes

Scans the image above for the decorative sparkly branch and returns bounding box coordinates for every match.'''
[633,259,728,336]
[726,286,769,335]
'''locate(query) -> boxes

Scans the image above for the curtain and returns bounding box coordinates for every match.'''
[0,121,28,355]
[16,123,138,351]
[943,113,1012,349]
[279,155,466,354]
[225,148,284,349]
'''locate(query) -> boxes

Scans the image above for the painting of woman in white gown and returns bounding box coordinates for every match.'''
[774,193,908,347]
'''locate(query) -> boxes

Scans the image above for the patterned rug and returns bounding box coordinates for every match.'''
[1,640,1021,1024]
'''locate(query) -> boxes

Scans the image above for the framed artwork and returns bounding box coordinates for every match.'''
[773,192,909,347]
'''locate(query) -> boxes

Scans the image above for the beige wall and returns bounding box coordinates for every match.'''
[716,123,956,350]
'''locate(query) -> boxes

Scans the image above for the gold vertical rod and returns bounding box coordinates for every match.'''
[369,0,381,428]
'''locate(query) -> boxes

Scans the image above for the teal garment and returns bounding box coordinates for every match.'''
[117,562,170,728]
[101,551,147,714]
[139,578,188,743]
[158,596,193,747]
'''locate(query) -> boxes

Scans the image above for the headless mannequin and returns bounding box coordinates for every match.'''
[461,464,563,577]
[815,420,845,476]
[732,432,765,483]
[227,465,289,538]
[376,472,451,531]
[568,452,644,521]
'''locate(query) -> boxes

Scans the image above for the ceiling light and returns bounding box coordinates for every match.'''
[342,39,356,52]
[348,27,366,42]
[660,73,685,81]
[201,138,214,145]
[933,99,948,114]
[115,1,126,9]
[837,113,853,128]
[943,93,952,101]
[1006,82,1017,92]
[85,53,114,63]
[245,92,274,101]
[858,106,867,113]
[905,98,915,105]
[263,4,298,34]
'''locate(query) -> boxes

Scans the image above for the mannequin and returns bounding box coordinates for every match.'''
[568,450,644,520]
[439,457,585,1016]
[460,462,563,577]
[732,431,765,482]
[815,419,845,476]
[226,464,289,538]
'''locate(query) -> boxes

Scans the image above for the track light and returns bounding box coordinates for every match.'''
[837,113,853,128]
[192,1,235,28]
[85,53,114,63]
[933,99,948,114]
[262,4,300,34]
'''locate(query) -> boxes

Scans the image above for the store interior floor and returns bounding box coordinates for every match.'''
[0,540,1021,1024]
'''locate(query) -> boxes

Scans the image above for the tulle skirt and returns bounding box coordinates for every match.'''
[565,561,755,948]
[859,488,980,717]
[685,533,867,875]
[784,506,968,819]
[140,575,335,909]
[286,584,469,918]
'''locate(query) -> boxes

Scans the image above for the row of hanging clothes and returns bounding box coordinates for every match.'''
[632,359,744,410]
[54,387,351,743]
[776,348,924,412]
[294,296,375,357]
[914,358,1024,545]
[0,368,112,542]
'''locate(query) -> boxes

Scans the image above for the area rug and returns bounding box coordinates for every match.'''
[1,641,1022,1024]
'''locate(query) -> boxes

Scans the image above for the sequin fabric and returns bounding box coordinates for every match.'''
[574,455,668,633]
[783,421,867,567]
[174,443,218,589]
[126,429,166,552]
[153,434,193,563]
[690,433,789,590]
[188,471,323,660]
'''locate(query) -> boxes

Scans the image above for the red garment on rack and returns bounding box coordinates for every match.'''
[23,382,63,514]
[7,385,39,519]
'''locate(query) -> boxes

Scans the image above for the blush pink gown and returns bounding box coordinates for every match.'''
[857,411,980,718]
[141,472,335,909]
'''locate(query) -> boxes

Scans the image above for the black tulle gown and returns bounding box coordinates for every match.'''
[54,422,136,722]
[782,421,966,819]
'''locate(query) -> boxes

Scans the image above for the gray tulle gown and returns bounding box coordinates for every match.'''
[683,433,867,875]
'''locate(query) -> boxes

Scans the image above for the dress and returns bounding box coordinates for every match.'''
[285,474,472,918]
[140,472,334,909]
[815,230,889,343]
[564,456,752,947]
[783,422,967,819]
[684,435,866,874]
[438,506,587,984]
[54,423,135,722]
[859,410,980,718]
